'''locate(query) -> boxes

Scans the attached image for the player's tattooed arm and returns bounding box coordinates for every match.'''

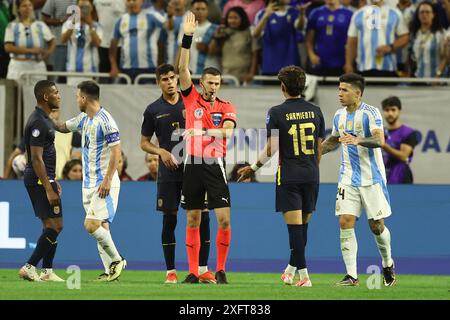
[339,129,385,148]
[321,136,340,155]
[50,117,70,133]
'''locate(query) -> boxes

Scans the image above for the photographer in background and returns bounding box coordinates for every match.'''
[208,6,258,83]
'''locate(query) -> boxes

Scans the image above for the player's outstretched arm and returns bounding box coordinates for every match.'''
[178,11,197,91]
[321,136,340,155]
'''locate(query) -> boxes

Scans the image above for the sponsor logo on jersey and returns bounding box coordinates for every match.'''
[211,113,223,126]
[194,108,204,119]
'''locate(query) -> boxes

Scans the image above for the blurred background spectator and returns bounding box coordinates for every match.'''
[305,0,353,76]
[345,0,409,77]
[253,0,303,75]
[4,0,55,84]
[163,0,185,66]
[119,150,134,181]
[62,0,103,85]
[0,0,12,79]
[2,138,25,179]
[41,0,77,82]
[209,6,258,83]
[396,0,416,74]
[177,0,219,74]
[62,158,82,180]
[138,153,159,181]
[410,0,447,77]
[109,0,166,83]
[93,0,126,83]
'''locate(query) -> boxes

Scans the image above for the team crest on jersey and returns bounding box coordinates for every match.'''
[266,114,270,124]
[194,108,204,119]
[53,206,60,214]
[32,129,40,137]
[158,198,163,208]
[346,120,353,131]
[182,109,186,119]
[211,113,223,126]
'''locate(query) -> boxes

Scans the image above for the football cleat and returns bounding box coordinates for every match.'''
[94,272,110,282]
[335,274,359,286]
[215,270,228,284]
[383,264,396,286]
[107,258,126,281]
[39,269,65,282]
[18,264,41,282]
[199,271,217,284]
[165,272,178,284]
[294,277,312,287]
[281,272,295,285]
[182,273,199,284]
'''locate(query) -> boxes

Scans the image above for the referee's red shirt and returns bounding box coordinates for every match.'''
[182,84,237,158]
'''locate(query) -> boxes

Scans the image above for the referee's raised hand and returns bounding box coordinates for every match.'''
[183,11,198,35]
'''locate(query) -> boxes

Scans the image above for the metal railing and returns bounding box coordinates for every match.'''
[134,73,240,86]
[16,71,132,139]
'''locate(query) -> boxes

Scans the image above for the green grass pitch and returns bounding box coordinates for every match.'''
[0,269,449,300]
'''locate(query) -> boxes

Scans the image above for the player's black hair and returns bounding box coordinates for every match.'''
[339,73,365,95]
[191,0,208,7]
[202,67,222,78]
[156,64,176,81]
[77,80,100,100]
[381,96,402,110]
[34,80,56,102]
[277,65,306,97]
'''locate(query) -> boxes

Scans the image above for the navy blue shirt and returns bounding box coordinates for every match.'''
[306,5,353,69]
[266,98,325,184]
[23,106,56,186]
[141,94,185,182]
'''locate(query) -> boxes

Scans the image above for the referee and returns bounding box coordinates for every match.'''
[18,80,64,282]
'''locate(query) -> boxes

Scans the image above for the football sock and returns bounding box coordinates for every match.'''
[199,266,208,274]
[298,268,309,280]
[285,264,297,275]
[288,226,296,267]
[97,242,111,273]
[199,211,210,268]
[42,229,59,269]
[302,223,309,247]
[340,228,358,279]
[374,226,394,268]
[186,227,200,276]
[91,226,121,262]
[28,228,58,267]
[216,227,231,272]
[162,214,177,271]
[287,225,306,270]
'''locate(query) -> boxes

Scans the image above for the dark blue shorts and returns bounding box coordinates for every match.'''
[276,183,319,213]
[156,181,183,212]
[25,182,62,219]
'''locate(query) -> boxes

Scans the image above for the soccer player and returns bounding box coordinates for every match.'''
[140,63,213,284]
[381,96,418,184]
[19,80,64,282]
[52,81,126,281]
[321,73,396,286]
[178,11,237,284]
[238,66,325,287]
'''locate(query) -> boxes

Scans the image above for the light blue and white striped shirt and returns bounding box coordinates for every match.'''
[331,102,387,187]
[62,21,103,73]
[113,11,166,70]
[412,30,445,78]
[164,15,183,66]
[66,108,121,189]
[348,5,408,72]
[4,20,54,59]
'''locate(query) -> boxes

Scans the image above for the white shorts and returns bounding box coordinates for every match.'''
[7,59,47,84]
[335,183,391,220]
[82,186,120,223]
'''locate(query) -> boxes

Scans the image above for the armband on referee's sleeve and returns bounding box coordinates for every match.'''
[182,34,193,49]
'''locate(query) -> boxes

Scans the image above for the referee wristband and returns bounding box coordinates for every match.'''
[250,163,260,172]
[182,34,193,49]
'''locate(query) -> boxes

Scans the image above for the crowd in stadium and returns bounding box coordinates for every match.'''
[0,0,449,84]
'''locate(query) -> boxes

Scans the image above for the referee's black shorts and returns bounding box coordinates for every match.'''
[25,181,63,219]
[276,183,319,213]
[181,156,230,210]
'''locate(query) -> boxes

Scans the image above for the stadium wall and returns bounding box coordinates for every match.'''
[1,181,449,275]
[21,84,450,184]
